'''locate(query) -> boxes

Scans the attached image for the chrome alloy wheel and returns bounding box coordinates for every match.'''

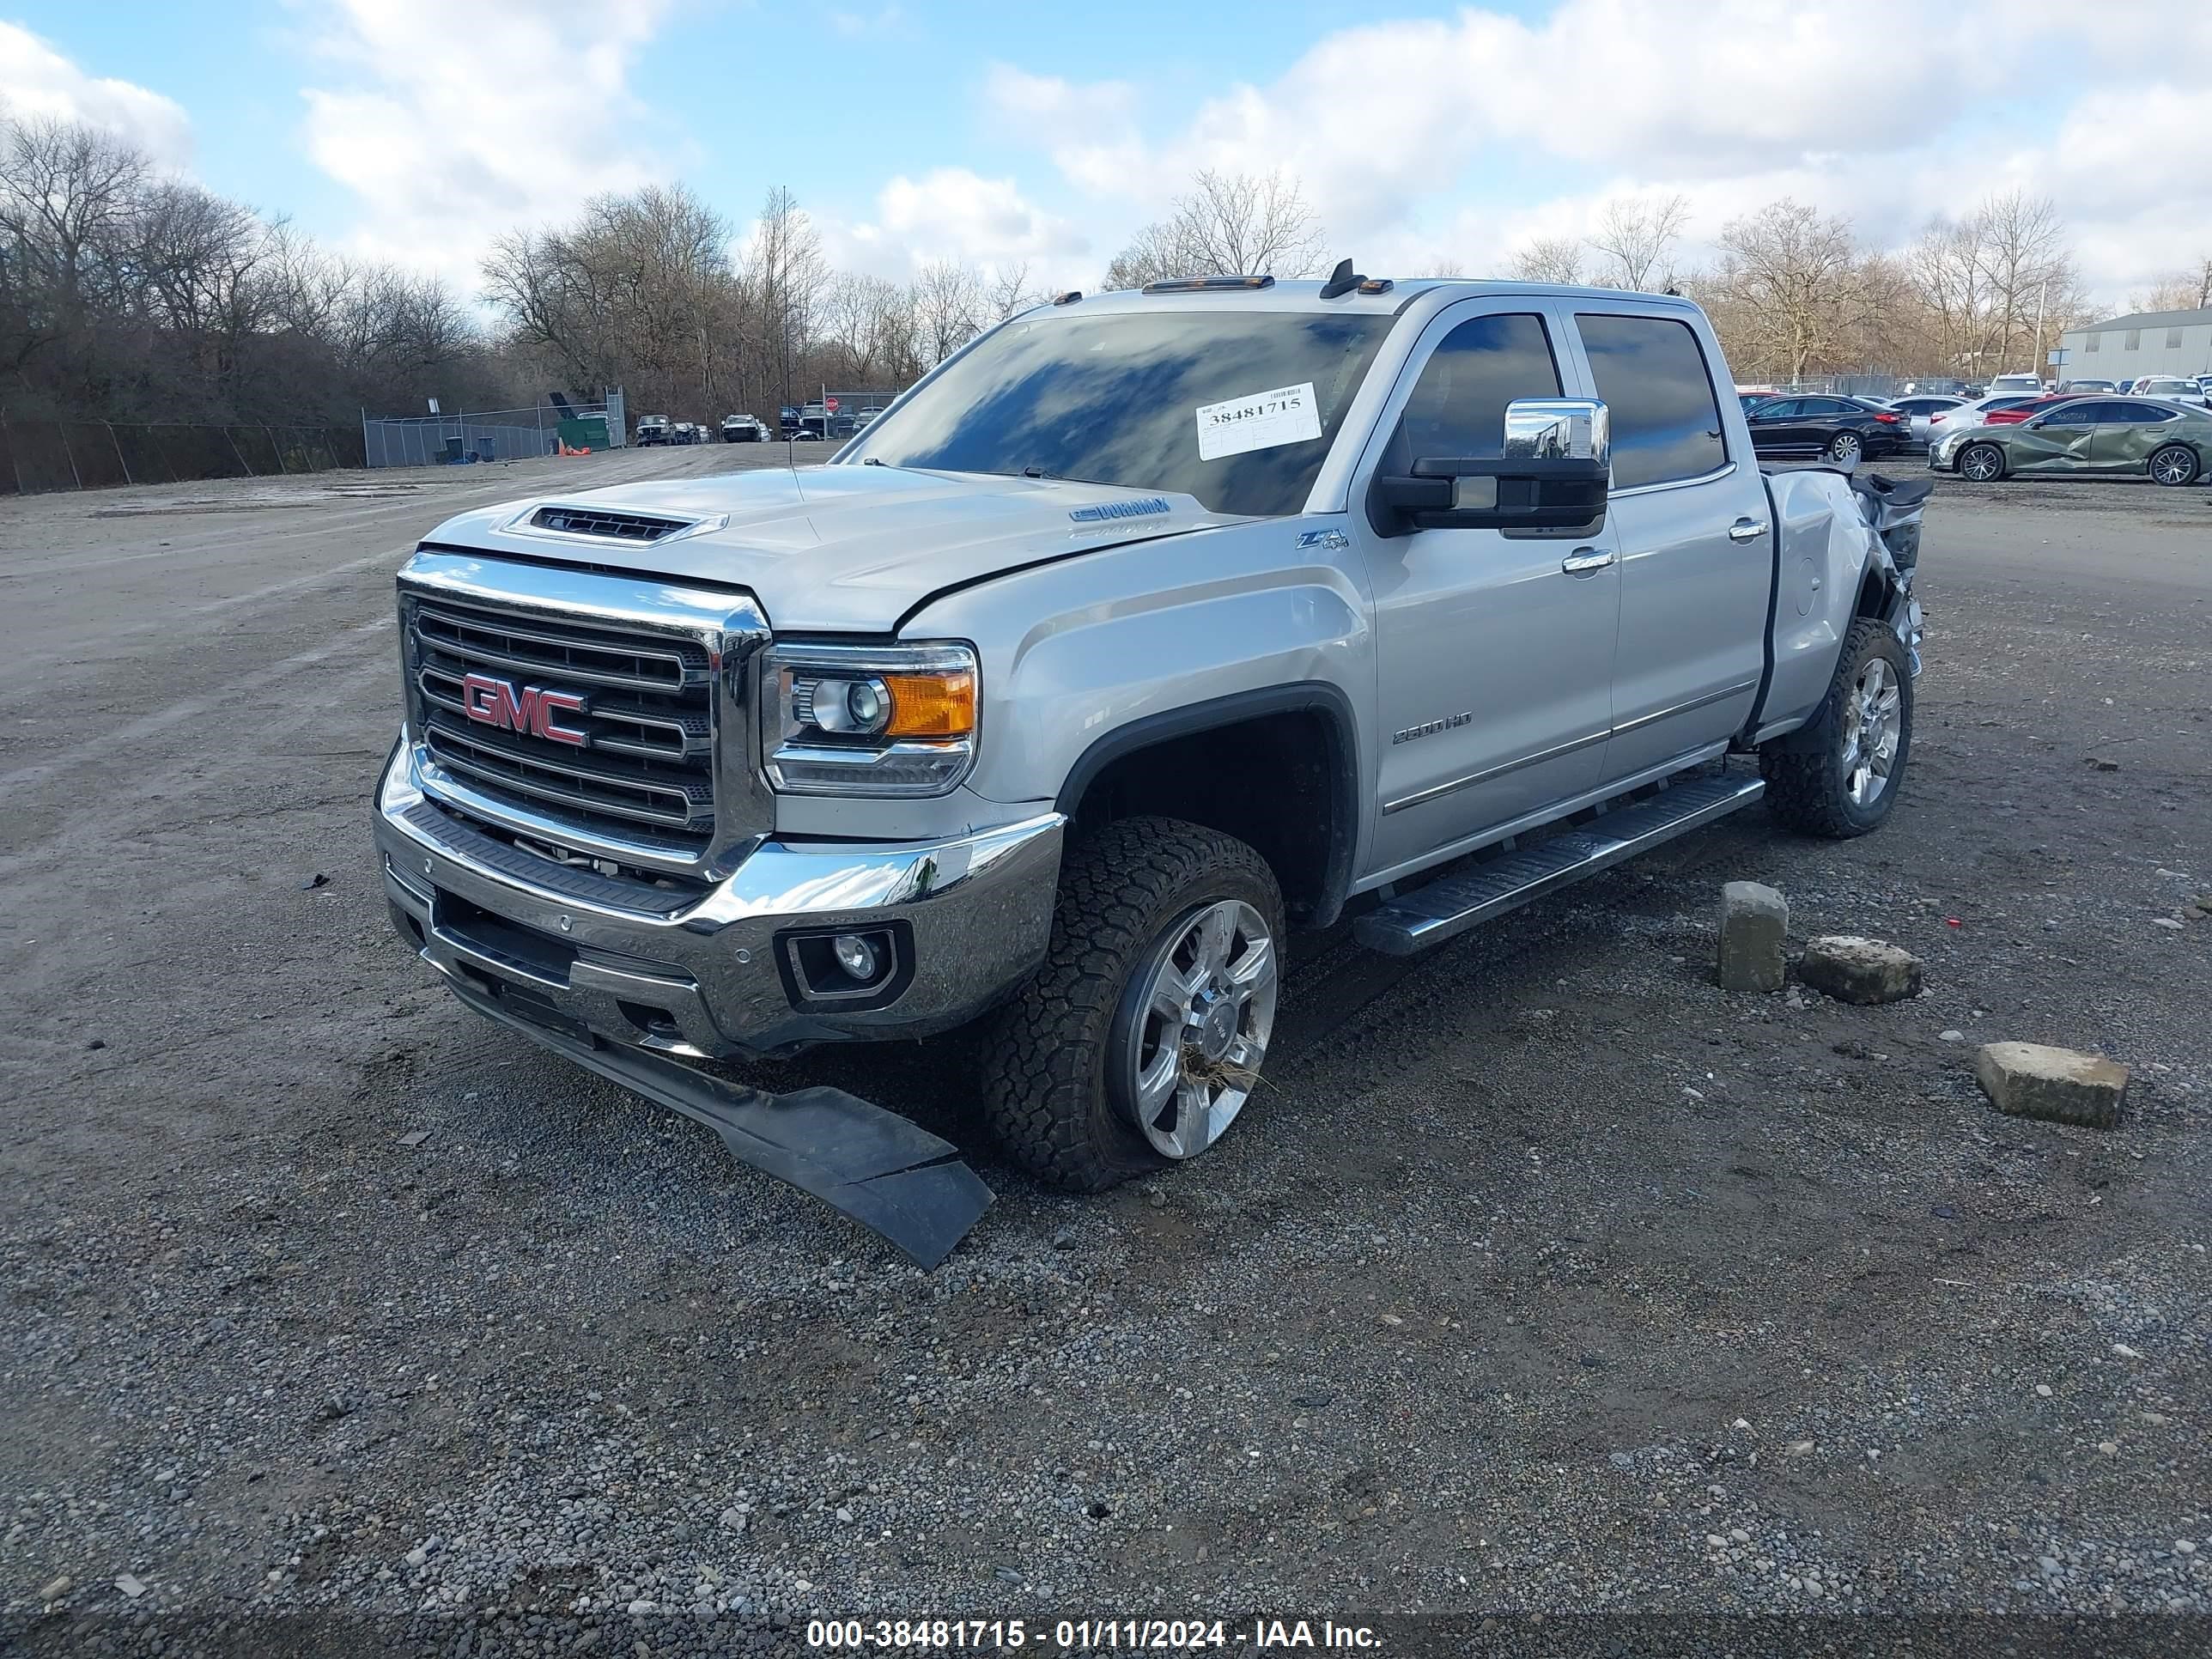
[1120,900,1278,1159]
[1959,443,2003,482]
[1840,656,1902,807]
[2151,445,2197,486]
[1828,431,1863,466]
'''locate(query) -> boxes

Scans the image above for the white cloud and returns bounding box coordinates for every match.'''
[829,6,905,40]
[992,0,2212,303]
[0,21,192,163]
[820,166,1091,289]
[298,0,675,283]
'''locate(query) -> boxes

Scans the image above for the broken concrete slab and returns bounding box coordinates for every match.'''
[1717,881,1789,992]
[1975,1042,2128,1130]
[1800,935,1923,1005]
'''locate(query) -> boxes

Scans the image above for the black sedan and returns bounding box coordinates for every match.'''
[1742,395,1909,466]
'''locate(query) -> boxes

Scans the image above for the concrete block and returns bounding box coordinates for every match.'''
[1975,1042,2128,1130]
[1717,881,1789,992]
[1800,935,1923,1005]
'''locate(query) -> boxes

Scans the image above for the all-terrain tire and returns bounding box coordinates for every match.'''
[981,816,1285,1193]
[1760,617,1914,838]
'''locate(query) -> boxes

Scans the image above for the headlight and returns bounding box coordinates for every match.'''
[760,641,978,796]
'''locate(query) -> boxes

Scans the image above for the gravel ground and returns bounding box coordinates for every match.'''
[2,454,2209,1656]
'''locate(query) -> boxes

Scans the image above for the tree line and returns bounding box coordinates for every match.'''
[5,98,2208,436]
[1508,189,2118,387]
[0,109,505,428]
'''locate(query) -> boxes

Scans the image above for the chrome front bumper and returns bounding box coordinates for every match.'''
[374,741,1064,1059]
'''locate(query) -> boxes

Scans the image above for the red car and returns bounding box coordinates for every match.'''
[1982,396,2081,427]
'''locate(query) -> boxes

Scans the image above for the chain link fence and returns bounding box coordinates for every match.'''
[0,417,367,495]
[363,393,624,468]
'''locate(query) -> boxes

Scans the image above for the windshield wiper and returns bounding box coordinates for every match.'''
[1020,465,1054,479]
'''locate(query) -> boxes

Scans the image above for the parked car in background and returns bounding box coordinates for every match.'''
[1977,396,2080,428]
[635,414,672,447]
[2130,375,2208,406]
[1883,394,1966,449]
[1742,393,1908,465]
[787,428,823,441]
[1986,373,2045,397]
[721,415,767,442]
[1923,393,2041,443]
[1932,398,2209,484]
[2057,379,2118,395]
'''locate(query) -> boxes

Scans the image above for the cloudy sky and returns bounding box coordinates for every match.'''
[3,0,2207,311]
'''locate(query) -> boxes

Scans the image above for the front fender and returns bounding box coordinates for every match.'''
[902,520,1374,836]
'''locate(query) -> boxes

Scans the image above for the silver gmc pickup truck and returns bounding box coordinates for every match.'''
[374,270,1927,1262]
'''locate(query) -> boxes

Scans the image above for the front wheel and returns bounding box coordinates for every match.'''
[1761,617,1913,838]
[1958,442,2006,482]
[2149,443,2200,487]
[1826,431,1863,467]
[981,817,1285,1192]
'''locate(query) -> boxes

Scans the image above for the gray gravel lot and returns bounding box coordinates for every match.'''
[2,451,2209,1656]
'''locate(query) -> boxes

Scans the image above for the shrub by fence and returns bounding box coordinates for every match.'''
[0,419,368,496]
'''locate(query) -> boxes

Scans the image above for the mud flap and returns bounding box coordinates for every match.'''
[447,977,994,1269]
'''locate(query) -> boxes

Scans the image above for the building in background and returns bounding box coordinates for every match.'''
[2056,307,2212,381]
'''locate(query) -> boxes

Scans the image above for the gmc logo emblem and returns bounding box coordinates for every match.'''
[460,672,589,747]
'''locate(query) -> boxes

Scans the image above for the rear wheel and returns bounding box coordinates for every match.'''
[1761,617,1913,838]
[1825,430,1863,467]
[2149,443,2200,487]
[981,817,1285,1192]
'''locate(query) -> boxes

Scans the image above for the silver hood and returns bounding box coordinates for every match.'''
[416,464,1244,632]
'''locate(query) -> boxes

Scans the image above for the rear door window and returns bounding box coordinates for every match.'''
[1575,313,1729,489]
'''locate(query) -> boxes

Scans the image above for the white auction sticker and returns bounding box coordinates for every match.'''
[1194,382,1322,461]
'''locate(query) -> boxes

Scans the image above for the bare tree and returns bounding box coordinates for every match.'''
[1974,191,2076,374]
[741,186,830,412]
[1507,234,1587,285]
[1902,191,2081,381]
[1712,198,1868,384]
[985,259,1043,320]
[909,260,984,367]
[1587,194,1688,291]
[1103,167,1328,288]
[2129,255,2212,314]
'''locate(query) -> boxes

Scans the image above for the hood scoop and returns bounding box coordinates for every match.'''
[523,504,704,544]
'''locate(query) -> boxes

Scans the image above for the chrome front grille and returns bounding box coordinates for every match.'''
[397,555,773,876]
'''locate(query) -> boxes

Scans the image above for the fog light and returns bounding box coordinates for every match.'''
[832,933,879,981]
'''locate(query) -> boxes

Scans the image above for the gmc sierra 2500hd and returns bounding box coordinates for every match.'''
[374,269,1928,1265]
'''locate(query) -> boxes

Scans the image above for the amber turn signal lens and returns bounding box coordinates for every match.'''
[882,671,975,738]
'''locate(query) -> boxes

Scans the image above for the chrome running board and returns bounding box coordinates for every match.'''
[1355,774,1766,957]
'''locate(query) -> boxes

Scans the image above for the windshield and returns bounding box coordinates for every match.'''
[842,308,1394,516]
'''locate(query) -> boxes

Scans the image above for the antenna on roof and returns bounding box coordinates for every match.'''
[1318,258,1364,301]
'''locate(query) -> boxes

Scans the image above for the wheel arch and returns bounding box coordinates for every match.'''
[1054,683,1361,930]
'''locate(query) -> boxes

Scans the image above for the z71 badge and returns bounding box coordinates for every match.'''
[1393,712,1472,744]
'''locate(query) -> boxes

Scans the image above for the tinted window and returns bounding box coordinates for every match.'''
[1577,313,1728,489]
[845,309,1391,517]
[1392,313,1561,462]
[1749,399,1797,418]
[2116,401,2176,422]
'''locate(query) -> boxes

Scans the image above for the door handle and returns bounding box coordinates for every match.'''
[1729,518,1768,543]
[1559,549,1616,574]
